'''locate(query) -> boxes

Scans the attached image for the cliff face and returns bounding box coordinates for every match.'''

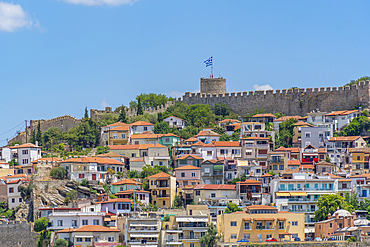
[183,81,370,116]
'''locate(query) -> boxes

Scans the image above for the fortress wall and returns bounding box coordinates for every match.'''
[182,81,370,116]
[29,115,81,133]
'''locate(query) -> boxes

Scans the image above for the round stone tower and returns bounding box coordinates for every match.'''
[200,77,227,94]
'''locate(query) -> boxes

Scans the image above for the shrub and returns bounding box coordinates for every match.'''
[34,217,49,232]
[49,166,66,179]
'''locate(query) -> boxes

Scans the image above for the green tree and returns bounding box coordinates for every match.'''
[276,118,298,148]
[118,105,128,123]
[185,104,216,128]
[64,117,100,149]
[231,177,240,184]
[66,190,77,202]
[212,103,231,117]
[84,107,89,119]
[344,76,370,87]
[199,223,221,247]
[137,97,143,115]
[213,126,225,135]
[157,112,164,122]
[34,217,49,232]
[43,127,62,151]
[54,238,68,247]
[153,122,171,134]
[224,202,243,214]
[178,126,199,140]
[219,134,230,141]
[130,93,173,109]
[326,156,331,163]
[240,173,247,181]
[173,195,183,208]
[50,166,66,179]
[30,129,36,144]
[96,146,110,155]
[8,159,18,167]
[36,120,42,145]
[164,101,188,120]
[314,194,354,222]
[343,116,370,136]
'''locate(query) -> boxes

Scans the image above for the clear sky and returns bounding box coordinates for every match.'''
[1,0,369,145]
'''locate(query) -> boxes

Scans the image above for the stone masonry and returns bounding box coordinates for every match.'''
[0,221,39,247]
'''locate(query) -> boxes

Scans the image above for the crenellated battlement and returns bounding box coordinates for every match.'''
[182,80,370,116]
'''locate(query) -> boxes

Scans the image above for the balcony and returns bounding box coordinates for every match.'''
[257,154,267,158]
[255,226,273,230]
[213,171,223,176]
[155,183,169,188]
[179,236,201,241]
[165,240,183,245]
[129,227,159,232]
[155,194,169,198]
[256,144,268,148]
[201,172,212,177]
[129,241,158,245]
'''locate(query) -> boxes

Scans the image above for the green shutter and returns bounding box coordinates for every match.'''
[213,165,223,171]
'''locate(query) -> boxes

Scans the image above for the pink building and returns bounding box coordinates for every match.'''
[114,189,150,205]
[174,165,201,188]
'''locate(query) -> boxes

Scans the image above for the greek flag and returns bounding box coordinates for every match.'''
[204,56,212,67]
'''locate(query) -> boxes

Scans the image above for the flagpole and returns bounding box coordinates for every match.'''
[211,56,213,78]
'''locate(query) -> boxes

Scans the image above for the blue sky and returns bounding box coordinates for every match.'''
[0,0,369,145]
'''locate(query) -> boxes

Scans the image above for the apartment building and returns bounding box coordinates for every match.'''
[174,165,201,188]
[10,143,42,165]
[147,172,176,208]
[217,205,305,242]
[300,126,332,149]
[200,159,224,184]
[193,184,237,206]
[196,129,221,143]
[47,211,105,231]
[130,121,154,134]
[107,125,131,145]
[125,213,161,247]
[349,147,370,175]
[267,151,288,176]
[241,137,270,167]
[175,154,203,168]
[236,179,262,204]
[327,136,367,167]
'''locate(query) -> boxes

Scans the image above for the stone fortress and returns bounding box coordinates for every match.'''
[183,77,370,116]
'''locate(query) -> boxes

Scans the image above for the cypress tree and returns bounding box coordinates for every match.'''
[137,97,143,115]
[118,105,127,123]
[84,107,89,119]
[35,121,42,145]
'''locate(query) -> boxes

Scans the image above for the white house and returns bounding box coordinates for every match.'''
[100,198,131,215]
[130,121,154,134]
[10,143,42,165]
[201,142,217,161]
[7,175,30,209]
[163,116,186,130]
[47,211,105,231]
[324,110,359,131]
[197,129,220,144]
[0,147,11,162]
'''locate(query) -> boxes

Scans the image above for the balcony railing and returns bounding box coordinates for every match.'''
[257,154,267,158]
[156,194,169,198]
[179,236,201,240]
[179,223,207,228]
[213,171,223,176]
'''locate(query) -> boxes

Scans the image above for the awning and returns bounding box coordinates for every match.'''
[130,233,159,238]
[279,232,292,235]
[243,218,252,221]
[245,149,253,152]
[277,218,286,221]
[290,192,307,196]
[213,165,223,171]
[253,218,274,221]
[276,192,290,197]
[305,227,315,233]
[130,223,158,227]
[74,235,93,238]
[176,217,208,222]
[193,229,207,232]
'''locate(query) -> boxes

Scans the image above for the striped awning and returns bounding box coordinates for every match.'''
[290,192,307,196]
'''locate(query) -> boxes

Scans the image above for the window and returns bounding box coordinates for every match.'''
[220,149,228,155]
[143,152,147,156]
[191,172,195,177]
[72,220,77,227]
[273,165,277,170]
[9,187,14,193]
[159,161,163,166]
[232,149,240,155]
[163,201,166,205]
[57,220,63,227]
[244,234,250,239]
[22,150,28,155]
[231,221,237,226]
[190,244,194,247]
[131,153,136,157]
[82,220,88,225]
[79,174,85,179]
[266,234,272,239]
[207,151,212,156]
[22,159,28,164]
[204,168,210,173]
[19,198,22,202]
[211,192,216,198]
[230,234,237,239]
[279,165,284,170]
[292,221,298,226]
[165,138,170,142]
[305,132,311,138]
[76,238,83,242]
[181,172,185,177]
[329,223,333,228]
[11,198,15,203]
[244,222,250,230]
[93,220,99,225]
[357,156,361,161]
[223,191,228,197]
[196,190,200,196]
[85,237,92,242]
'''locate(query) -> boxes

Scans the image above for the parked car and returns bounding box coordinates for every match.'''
[305,237,312,241]
[314,237,322,241]
[266,238,277,242]
[294,237,301,241]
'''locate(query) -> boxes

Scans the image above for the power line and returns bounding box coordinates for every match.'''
[0,121,25,136]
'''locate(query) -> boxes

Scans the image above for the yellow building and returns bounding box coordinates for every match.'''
[107,125,131,145]
[147,172,176,208]
[109,145,141,159]
[349,147,370,175]
[292,122,313,148]
[217,205,305,243]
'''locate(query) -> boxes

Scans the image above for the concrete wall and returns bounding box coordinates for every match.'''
[183,81,370,116]
[0,221,39,247]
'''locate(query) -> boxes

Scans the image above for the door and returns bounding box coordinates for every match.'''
[92,174,96,180]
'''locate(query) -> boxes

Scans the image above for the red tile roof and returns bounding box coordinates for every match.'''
[108,145,140,150]
[294,121,313,127]
[246,205,277,210]
[325,110,358,116]
[194,184,236,190]
[176,154,203,160]
[236,179,262,185]
[185,137,197,142]
[214,141,241,147]
[251,113,276,118]
[147,172,172,179]
[110,126,130,131]
[261,173,273,177]
[139,143,166,149]
[130,121,154,126]
[31,157,61,164]
[101,198,132,204]
[57,225,120,233]
[96,151,124,158]
[288,160,301,166]
[9,143,40,149]
[105,122,130,128]
[111,179,142,186]
[130,133,161,139]
[174,165,201,170]
[330,136,362,142]
[114,189,149,194]
[60,157,124,165]
[218,119,241,123]
[197,130,221,137]
[275,116,304,122]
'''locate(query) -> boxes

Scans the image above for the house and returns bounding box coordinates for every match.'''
[184,136,197,145]
[196,129,221,143]
[240,122,275,149]
[241,137,270,167]
[174,165,201,188]
[315,161,335,174]
[159,133,181,148]
[110,179,142,194]
[47,211,105,231]
[114,189,150,205]
[56,225,120,247]
[100,198,132,215]
[0,146,12,162]
[201,142,217,161]
[60,157,126,183]
[324,110,359,131]
[249,113,276,123]
[300,126,332,149]
[96,151,127,163]
[193,184,237,205]
[222,157,238,182]
[101,121,130,146]
[349,147,370,175]
[288,160,301,170]
[130,132,161,145]
[164,116,186,130]
[129,158,146,172]
[9,143,42,165]
[140,144,170,167]
[125,213,161,247]
[13,164,33,176]
[236,179,262,204]
[107,125,131,145]
[292,122,314,148]
[214,141,242,160]
[130,121,154,134]
[225,122,241,136]
[109,145,141,159]
[217,205,305,243]
[273,116,306,133]
[147,172,176,208]
[200,159,224,184]
[7,178,28,209]
[161,206,212,247]
[175,154,203,168]
[218,119,240,128]
[327,136,367,167]
[275,147,301,161]
[267,151,288,176]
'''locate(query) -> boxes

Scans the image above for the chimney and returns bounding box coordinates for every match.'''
[35,141,38,146]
